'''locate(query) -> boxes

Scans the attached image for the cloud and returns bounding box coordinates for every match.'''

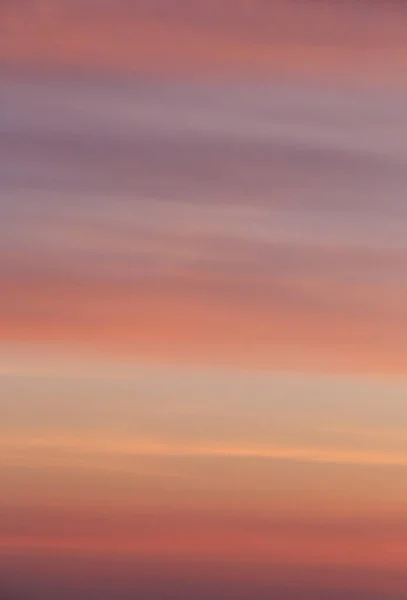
[2,555,407,600]
[2,0,407,80]
[3,431,407,469]
[1,72,407,374]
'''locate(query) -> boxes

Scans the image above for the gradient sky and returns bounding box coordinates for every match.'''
[1,2,407,599]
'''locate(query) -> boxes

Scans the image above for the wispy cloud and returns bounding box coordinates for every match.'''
[2,0,407,80]
[3,432,407,469]
[1,74,406,373]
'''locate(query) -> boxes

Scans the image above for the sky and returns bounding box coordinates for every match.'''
[1,2,407,599]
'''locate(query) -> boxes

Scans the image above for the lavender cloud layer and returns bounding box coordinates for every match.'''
[1,73,406,373]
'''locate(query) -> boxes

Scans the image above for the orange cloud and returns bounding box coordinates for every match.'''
[1,272,406,375]
[3,432,407,468]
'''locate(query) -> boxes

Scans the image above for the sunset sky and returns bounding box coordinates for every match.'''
[1,2,407,599]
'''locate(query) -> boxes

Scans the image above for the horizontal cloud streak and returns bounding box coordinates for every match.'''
[4,433,407,468]
[2,0,407,81]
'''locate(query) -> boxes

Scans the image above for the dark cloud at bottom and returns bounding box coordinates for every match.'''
[1,556,406,600]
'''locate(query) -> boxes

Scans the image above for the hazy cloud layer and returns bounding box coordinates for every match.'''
[1,72,407,373]
[2,1,407,80]
[2,4,407,599]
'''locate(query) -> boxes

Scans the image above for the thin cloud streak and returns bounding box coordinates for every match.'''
[3,433,407,468]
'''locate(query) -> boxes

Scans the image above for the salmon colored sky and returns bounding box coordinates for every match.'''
[2,1,407,82]
[1,2,407,599]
